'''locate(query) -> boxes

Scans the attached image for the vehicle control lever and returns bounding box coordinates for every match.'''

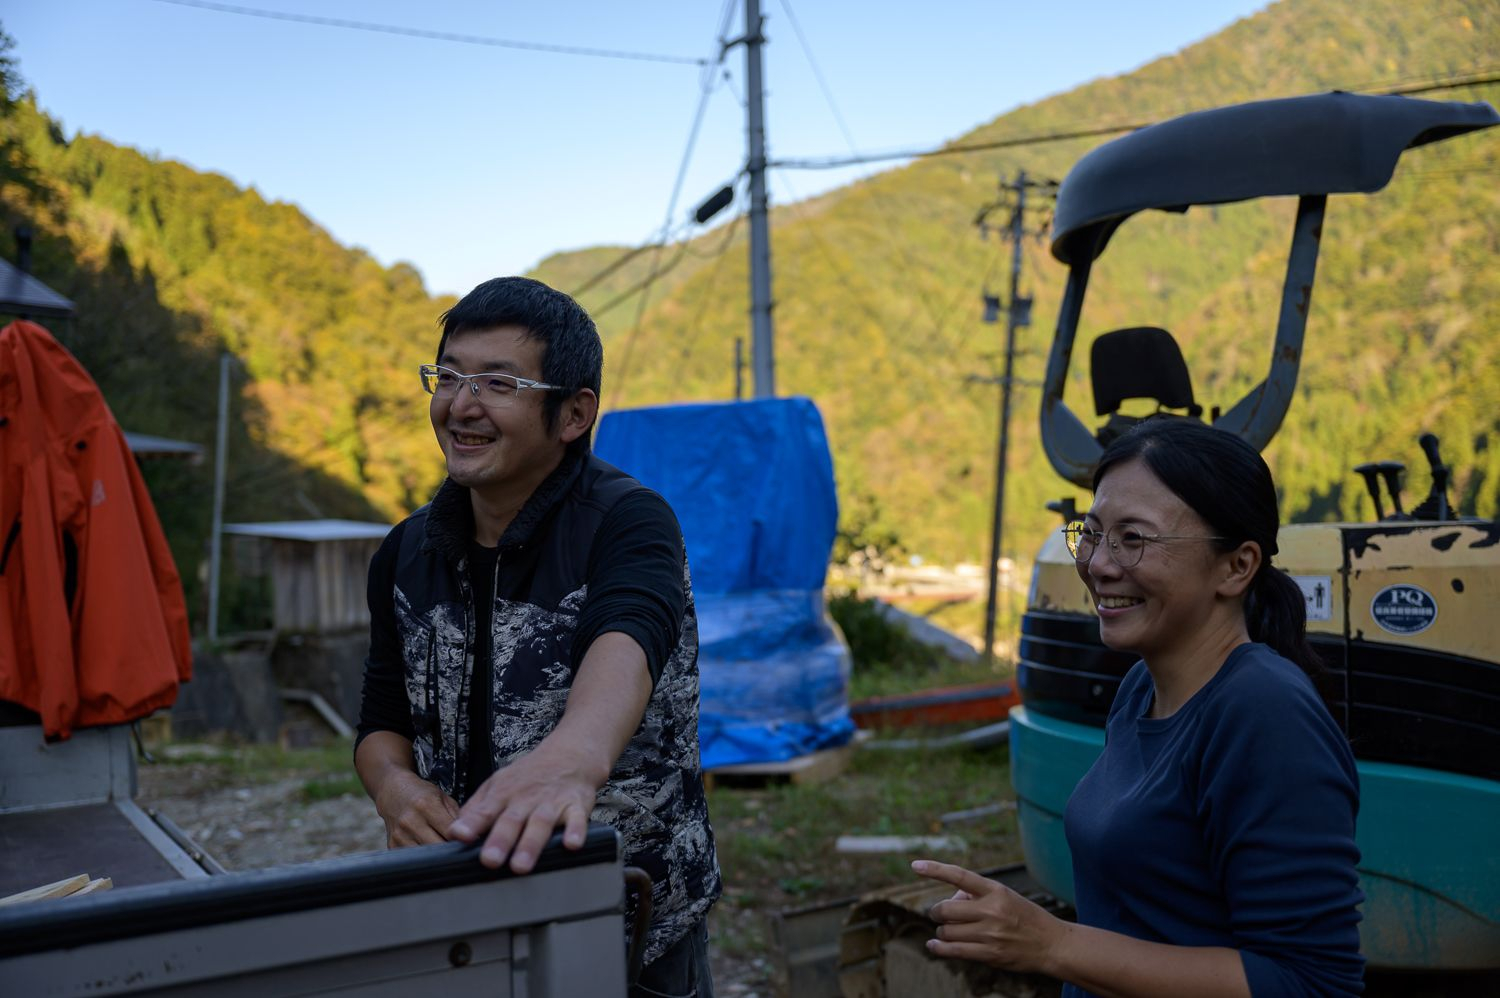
[1412,432,1453,521]
[1377,462,1407,518]
[1353,463,1387,520]
[1353,461,1406,520]
[1046,498,1078,524]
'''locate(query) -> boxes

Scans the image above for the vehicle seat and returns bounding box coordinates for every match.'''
[1090,326,1202,445]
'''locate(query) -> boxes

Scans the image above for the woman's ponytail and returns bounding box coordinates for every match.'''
[1244,565,1321,676]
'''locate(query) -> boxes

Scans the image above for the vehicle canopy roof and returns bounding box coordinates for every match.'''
[1051,92,1500,265]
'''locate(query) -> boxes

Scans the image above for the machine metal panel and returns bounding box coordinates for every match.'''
[0,834,626,997]
[0,725,135,812]
[1344,521,1499,660]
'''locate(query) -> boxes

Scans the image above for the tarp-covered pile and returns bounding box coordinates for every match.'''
[596,396,853,768]
[0,320,192,740]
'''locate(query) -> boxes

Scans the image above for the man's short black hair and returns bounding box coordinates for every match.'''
[438,277,603,452]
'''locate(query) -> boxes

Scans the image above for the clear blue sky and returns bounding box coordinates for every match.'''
[5,0,1269,296]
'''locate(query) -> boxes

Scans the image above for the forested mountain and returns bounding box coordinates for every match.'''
[565,0,1499,562]
[1,0,1496,632]
[0,39,451,624]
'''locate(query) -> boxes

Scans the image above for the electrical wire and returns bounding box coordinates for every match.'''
[607,0,740,409]
[770,3,964,354]
[570,242,659,299]
[591,239,694,319]
[768,171,894,349]
[772,69,1500,171]
[570,221,690,300]
[776,0,858,152]
[569,170,740,300]
[677,200,748,372]
[146,0,708,65]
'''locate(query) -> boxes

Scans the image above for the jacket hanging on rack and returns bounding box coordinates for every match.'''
[0,319,192,740]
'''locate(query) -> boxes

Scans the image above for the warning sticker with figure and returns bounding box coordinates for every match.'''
[1291,575,1334,622]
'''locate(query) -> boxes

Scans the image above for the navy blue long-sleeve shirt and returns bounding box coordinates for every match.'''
[1063,643,1364,996]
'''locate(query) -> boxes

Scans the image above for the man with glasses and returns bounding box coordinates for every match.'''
[356,277,720,995]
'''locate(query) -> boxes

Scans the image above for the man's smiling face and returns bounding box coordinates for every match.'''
[429,325,563,499]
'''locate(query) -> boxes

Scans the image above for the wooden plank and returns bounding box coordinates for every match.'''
[706,742,852,789]
[0,874,90,907]
[71,877,113,896]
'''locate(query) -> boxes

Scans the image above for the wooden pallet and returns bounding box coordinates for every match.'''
[705,742,853,790]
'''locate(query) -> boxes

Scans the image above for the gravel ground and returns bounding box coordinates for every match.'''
[138,766,387,870]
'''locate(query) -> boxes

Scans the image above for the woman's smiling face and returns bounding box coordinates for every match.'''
[1076,457,1228,660]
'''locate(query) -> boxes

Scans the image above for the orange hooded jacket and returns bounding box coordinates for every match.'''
[0,319,192,740]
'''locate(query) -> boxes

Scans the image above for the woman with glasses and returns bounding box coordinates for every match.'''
[914,417,1363,996]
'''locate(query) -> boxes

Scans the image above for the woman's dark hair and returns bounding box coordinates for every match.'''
[1093,417,1320,675]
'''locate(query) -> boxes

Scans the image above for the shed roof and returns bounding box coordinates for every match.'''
[124,432,205,460]
[223,519,392,542]
[0,259,76,319]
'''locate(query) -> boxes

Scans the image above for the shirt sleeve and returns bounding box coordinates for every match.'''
[1197,663,1365,997]
[355,521,416,749]
[573,488,687,688]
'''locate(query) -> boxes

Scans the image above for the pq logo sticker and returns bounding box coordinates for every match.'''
[1370,584,1437,635]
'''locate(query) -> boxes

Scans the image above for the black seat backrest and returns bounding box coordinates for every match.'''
[1090,327,1198,417]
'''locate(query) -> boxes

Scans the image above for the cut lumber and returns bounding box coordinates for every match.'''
[71,877,113,896]
[0,874,90,907]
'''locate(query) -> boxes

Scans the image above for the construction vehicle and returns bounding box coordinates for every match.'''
[1015,91,1500,973]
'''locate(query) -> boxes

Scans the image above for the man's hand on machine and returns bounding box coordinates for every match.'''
[447,743,596,874]
[373,768,460,848]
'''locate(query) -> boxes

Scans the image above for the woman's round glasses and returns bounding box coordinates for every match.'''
[419,364,565,409]
[1062,520,1227,568]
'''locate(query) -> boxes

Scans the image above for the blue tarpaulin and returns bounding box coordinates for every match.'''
[595,397,854,768]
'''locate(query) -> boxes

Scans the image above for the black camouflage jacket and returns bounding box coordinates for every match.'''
[370,452,720,963]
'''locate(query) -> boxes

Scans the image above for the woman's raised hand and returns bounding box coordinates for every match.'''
[912,859,1068,973]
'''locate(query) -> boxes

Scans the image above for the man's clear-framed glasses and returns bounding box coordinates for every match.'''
[419,364,566,409]
[1062,520,1228,568]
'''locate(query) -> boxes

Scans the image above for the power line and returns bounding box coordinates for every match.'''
[1367,69,1500,97]
[686,193,746,259]
[570,226,686,300]
[771,173,892,342]
[607,0,740,409]
[770,6,967,357]
[776,0,858,151]
[678,201,748,370]
[592,239,693,319]
[147,0,709,66]
[771,70,1500,171]
[775,119,1150,170]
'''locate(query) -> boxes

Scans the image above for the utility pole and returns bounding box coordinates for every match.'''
[979,170,1050,664]
[734,337,745,400]
[743,0,776,397]
[207,352,231,643]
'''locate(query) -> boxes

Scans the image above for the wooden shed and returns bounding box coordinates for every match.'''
[222,520,391,634]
